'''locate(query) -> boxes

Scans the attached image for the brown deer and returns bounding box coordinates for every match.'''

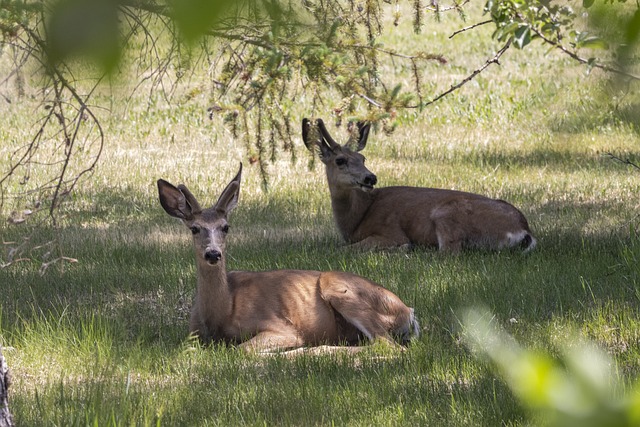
[157,164,419,353]
[302,118,536,252]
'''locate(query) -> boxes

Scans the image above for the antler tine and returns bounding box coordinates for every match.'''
[316,118,340,149]
[177,184,203,214]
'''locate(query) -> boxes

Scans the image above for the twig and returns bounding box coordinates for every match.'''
[425,0,471,13]
[422,40,511,108]
[450,20,492,39]
[357,92,382,108]
[353,43,447,64]
[531,27,640,81]
[606,152,640,171]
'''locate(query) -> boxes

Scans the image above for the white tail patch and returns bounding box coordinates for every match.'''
[409,309,420,338]
[505,231,537,253]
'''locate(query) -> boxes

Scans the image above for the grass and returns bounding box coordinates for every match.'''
[1,2,640,426]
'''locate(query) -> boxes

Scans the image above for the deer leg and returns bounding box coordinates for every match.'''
[317,273,408,345]
[434,220,464,252]
[239,331,304,353]
[189,306,212,343]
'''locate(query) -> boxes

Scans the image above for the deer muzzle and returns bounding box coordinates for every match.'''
[204,249,222,264]
[358,173,377,191]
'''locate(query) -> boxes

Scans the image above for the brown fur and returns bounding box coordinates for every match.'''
[302,118,536,252]
[157,164,419,353]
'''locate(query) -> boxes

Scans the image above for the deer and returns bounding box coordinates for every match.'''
[302,118,536,253]
[157,163,419,354]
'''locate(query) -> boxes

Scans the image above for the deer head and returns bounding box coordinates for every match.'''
[157,164,242,265]
[302,118,377,192]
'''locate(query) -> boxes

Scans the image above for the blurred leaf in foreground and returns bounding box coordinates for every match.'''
[462,308,640,427]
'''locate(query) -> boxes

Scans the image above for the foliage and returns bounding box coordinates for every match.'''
[464,308,640,427]
[484,0,640,78]
[1,107,639,424]
[0,0,639,268]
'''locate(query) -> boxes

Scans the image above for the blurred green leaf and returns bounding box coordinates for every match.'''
[463,308,640,427]
[46,0,121,72]
[578,36,609,50]
[513,25,531,49]
[169,0,239,43]
[625,10,640,45]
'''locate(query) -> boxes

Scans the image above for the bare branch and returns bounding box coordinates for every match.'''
[449,20,492,39]
[422,40,512,108]
[530,27,640,81]
[606,153,640,171]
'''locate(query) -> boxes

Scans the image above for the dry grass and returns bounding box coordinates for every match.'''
[1,2,639,426]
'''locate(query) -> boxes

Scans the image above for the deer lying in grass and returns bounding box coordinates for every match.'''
[157,164,419,353]
[302,118,536,252]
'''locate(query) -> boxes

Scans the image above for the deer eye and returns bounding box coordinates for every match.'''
[190,226,200,235]
[221,224,230,234]
[335,157,347,166]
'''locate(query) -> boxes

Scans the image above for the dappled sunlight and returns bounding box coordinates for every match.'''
[1,0,639,425]
[64,222,191,249]
[229,223,332,246]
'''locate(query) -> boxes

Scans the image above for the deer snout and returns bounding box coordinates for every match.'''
[359,173,377,190]
[364,174,377,186]
[204,249,222,264]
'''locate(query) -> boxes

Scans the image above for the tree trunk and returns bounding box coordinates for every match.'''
[0,346,13,427]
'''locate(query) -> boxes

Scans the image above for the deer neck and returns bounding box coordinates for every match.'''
[329,186,375,242]
[195,257,233,324]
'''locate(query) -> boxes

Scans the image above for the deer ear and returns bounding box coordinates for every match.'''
[316,139,335,164]
[354,121,370,152]
[158,179,197,220]
[302,118,334,163]
[302,118,315,151]
[215,163,242,214]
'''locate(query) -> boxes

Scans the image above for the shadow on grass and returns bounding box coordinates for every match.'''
[0,176,640,406]
[2,185,638,426]
[457,149,640,171]
[381,142,640,173]
[549,99,640,136]
[9,341,527,426]
[2,180,638,357]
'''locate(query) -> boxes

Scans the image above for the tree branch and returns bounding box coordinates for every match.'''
[421,40,511,108]
[606,153,640,171]
[531,27,640,81]
[449,20,492,39]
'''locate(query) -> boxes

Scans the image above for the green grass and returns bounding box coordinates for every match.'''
[1,2,640,426]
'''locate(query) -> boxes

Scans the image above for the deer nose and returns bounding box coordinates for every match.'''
[204,250,222,264]
[363,174,377,186]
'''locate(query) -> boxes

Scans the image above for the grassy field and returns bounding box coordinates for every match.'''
[1,2,640,426]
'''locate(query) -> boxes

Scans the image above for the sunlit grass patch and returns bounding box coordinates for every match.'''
[0,2,639,426]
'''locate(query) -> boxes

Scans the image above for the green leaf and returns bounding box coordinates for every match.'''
[390,84,402,101]
[45,0,121,72]
[484,0,495,15]
[583,0,595,9]
[578,37,609,50]
[169,0,239,43]
[513,25,531,49]
[625,9,640,44]
[494,22,520,42]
